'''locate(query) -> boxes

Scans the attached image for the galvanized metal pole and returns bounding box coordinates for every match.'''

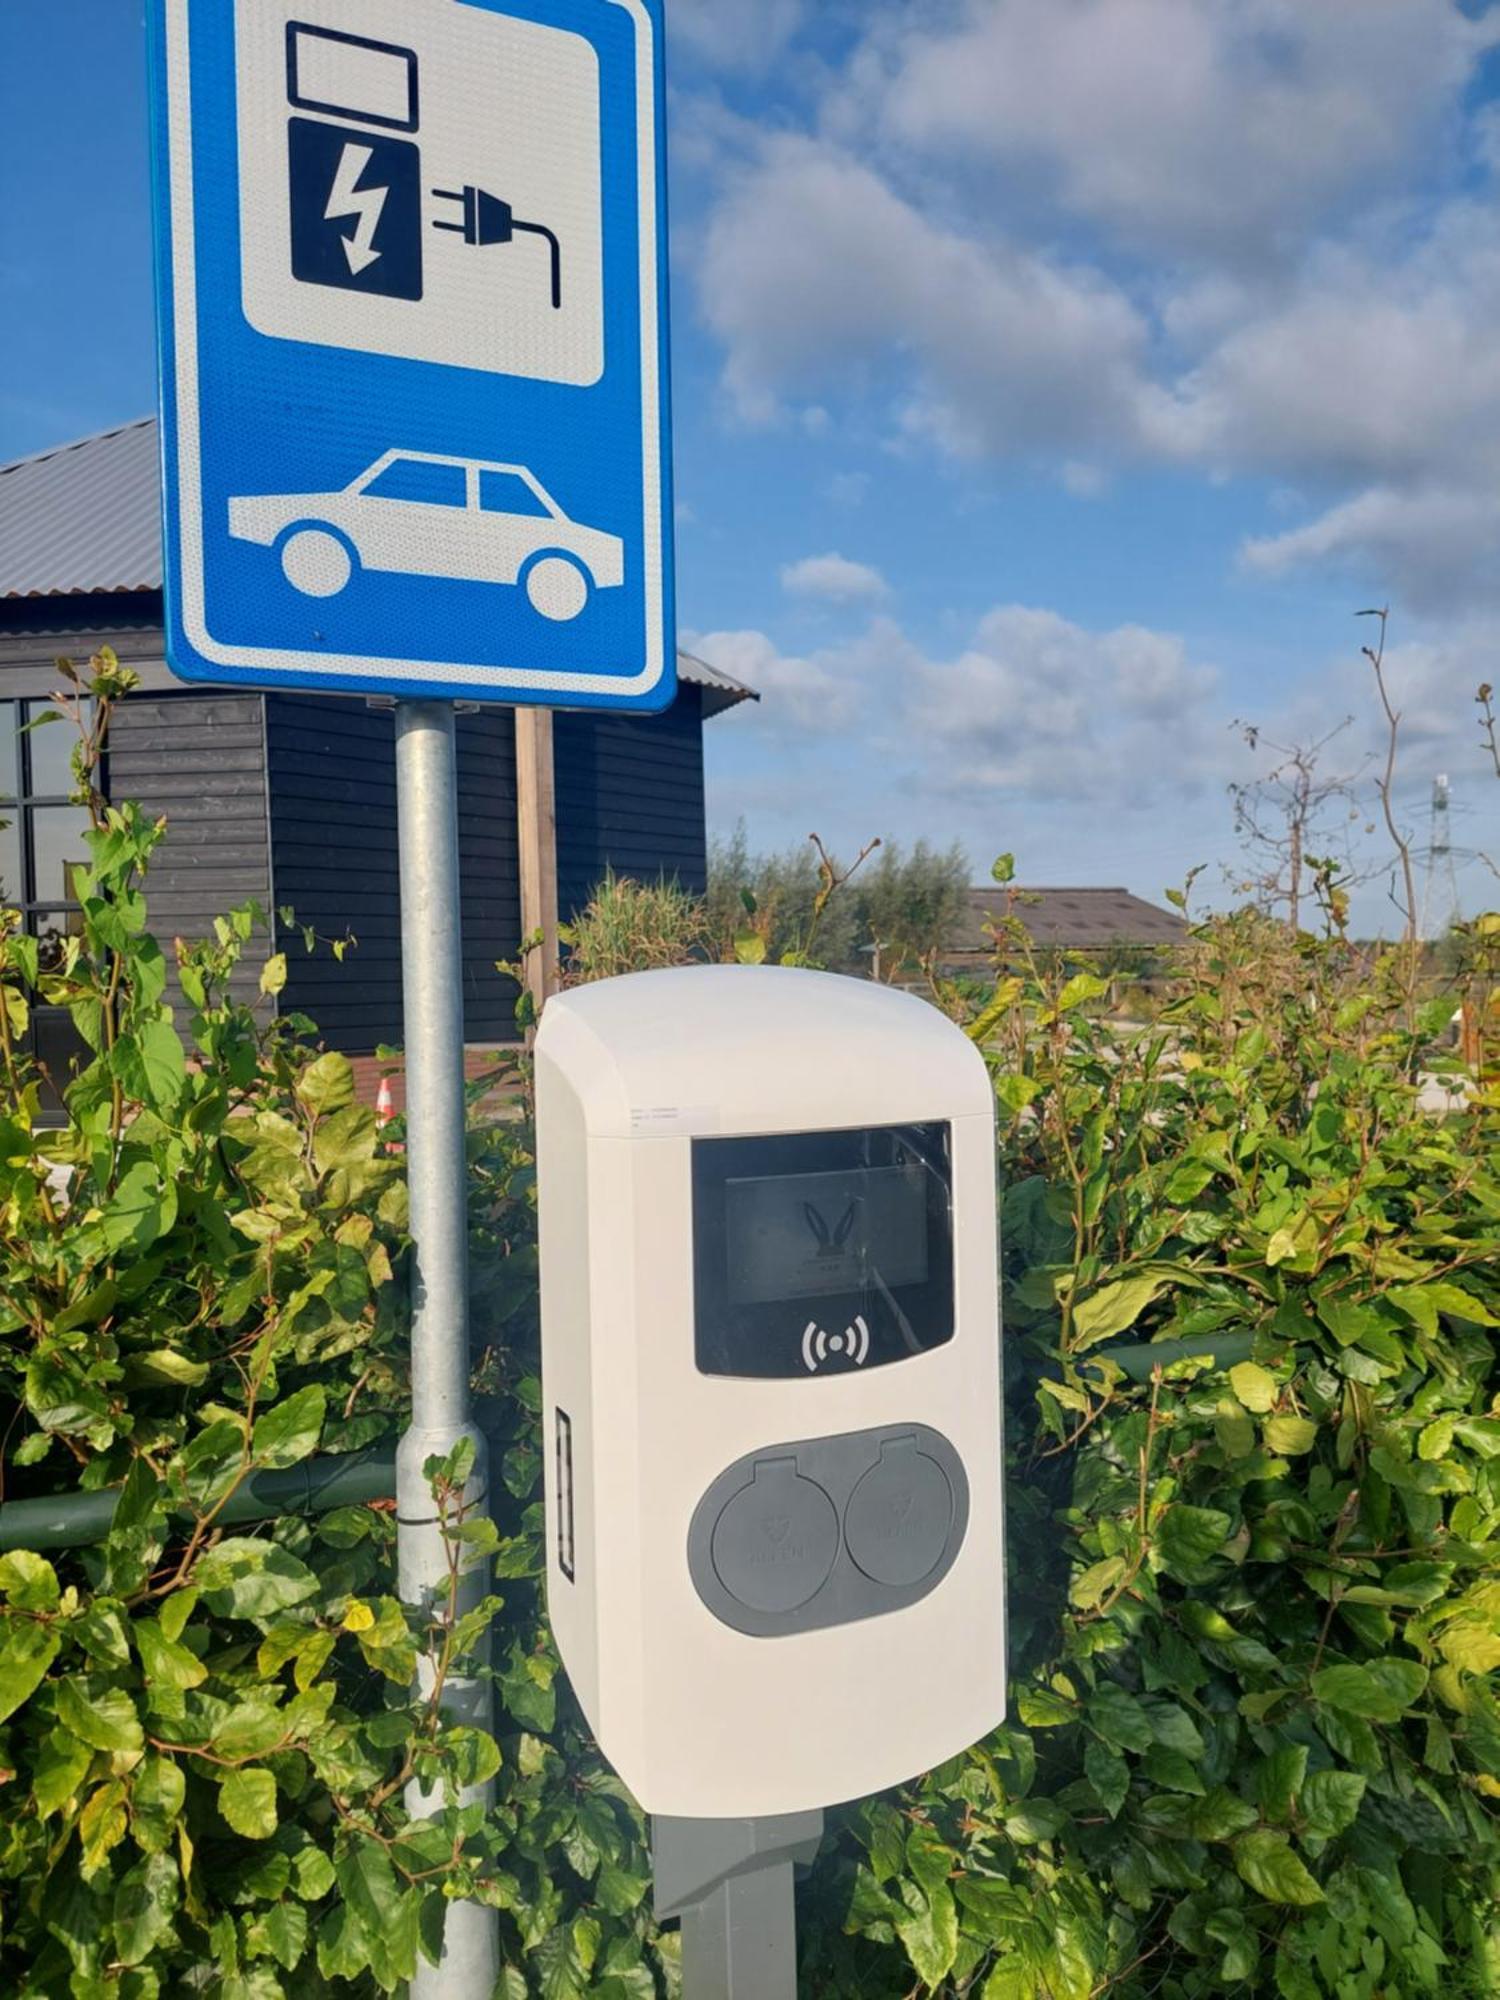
[393,701,498,1997]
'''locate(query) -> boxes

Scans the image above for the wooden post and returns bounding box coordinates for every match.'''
[515,706,560,1014]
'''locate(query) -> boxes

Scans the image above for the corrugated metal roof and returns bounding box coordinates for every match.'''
[952,887,1189,954]
[0,418,758,713]
[0,418,162,598]
[678,646,758,718]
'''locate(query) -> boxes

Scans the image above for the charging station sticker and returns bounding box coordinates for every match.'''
[234,1,604,385]
[629,1105,721,1137]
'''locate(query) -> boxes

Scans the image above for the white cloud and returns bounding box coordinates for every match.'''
[685,624,889,732]
[699,604,1224,799]
[681,0,1500,610]
[699,136,1154,452]
[670,0,806,74]
[1242,485,1500,613]
[871,0,1495,262]
[909,606,1223,801]
[700,605,1500,929]
[781,551,890,603]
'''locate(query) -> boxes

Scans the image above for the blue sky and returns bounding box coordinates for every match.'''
[4,0,1500,929]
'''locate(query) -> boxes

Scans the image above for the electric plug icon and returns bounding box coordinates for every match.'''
[431,185,562,308]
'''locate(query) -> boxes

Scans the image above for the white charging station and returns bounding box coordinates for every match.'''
[536,966,1006,1828]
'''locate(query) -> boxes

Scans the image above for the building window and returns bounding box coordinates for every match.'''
[0,700,95,1104]
[0,700,92,954]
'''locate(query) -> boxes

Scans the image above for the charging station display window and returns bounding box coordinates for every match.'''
[692,1123,955,1379]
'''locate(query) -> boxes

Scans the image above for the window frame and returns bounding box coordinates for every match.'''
[0,697,95,932]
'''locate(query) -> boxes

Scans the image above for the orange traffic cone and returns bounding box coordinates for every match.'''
[375,1072,402,1152]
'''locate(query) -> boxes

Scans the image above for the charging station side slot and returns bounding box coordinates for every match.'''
[555,1408,576,1582]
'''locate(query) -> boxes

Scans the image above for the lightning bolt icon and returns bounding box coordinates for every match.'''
[324,142,388,275]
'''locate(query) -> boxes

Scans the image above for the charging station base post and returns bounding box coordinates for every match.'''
[394,700,499,1998]
[654,1812,825,2000]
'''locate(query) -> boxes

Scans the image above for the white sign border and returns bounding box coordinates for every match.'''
[162,0,667,698]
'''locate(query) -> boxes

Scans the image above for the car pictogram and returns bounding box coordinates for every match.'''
[228,448,625,620]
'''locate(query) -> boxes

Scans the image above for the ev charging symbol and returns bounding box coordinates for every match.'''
[286,25,424,301]
[283,21,563,310]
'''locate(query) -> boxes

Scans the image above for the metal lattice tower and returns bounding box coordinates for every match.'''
[1421,773,1463,941]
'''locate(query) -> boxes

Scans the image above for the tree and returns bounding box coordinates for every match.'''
[1228,716,1368,934]
[853,839,970,981]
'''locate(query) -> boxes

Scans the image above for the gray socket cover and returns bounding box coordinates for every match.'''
[688,1423,969,1638]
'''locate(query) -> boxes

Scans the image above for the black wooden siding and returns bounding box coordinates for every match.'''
[554,688,708,917]
[106,691,273,1010]
[1,599,715,1057]
[266,697,525,1050]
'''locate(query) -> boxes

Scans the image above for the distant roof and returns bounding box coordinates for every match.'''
[952,886,1189,954]
[0,418,757,717]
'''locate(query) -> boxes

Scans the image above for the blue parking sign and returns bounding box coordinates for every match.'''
[147,0,674,710]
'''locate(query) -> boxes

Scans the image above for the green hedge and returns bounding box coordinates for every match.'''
[0,660,1496,1995]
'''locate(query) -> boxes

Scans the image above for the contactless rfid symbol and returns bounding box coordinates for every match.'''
[801,1317,871,1373]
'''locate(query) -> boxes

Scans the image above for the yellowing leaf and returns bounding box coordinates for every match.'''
[1229,1361,1277,1413]
[1056,972,1110,1013]
[219,1767,277,1840]
[342,1602,376,1633]
[1264,1415,1318,1456]
[259,952,288,997]
[1070,1274,1164,1350]
[1418,1417,1456,1461]
[1070,1557,1126,1610]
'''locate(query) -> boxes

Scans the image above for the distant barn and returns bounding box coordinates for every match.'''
[943,886,1189,973]
[0,417,756,1085]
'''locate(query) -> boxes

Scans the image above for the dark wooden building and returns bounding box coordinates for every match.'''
[0,419,755,1068]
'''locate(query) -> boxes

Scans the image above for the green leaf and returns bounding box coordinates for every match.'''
[97,1159,176,1253]
[1257,1744,1309,1822]
[135,1018,187,1109]
[1085,1738,1130,1818]
[55,1678,143,1753]
[122,1347,211,1389]
[991,853,1015,884]
[113,1852,180,1967]
[895,1879,959,1990]
[1417,1280,1499,1328]
[1087,1684,1154,1754]
[1418,1417,1456,1461]
[33,1726,93,1817]
[131,1753,186,1854]
[219,1768,279,1840]
[179,1419,247,1511]
[1071,1274,1165,1349]
[137,1618,208,1691]
[1141,1745,1206,1795]
[295,1049,355,1114]
[1311,1658,1428,1724]
[246,1899,308,1972]
[1232,1830,1324,1906]
[1264,1415,1318,1456]
[1300,1770,1366,1840]
[1156,1503,1232,1580]
[197,1540,320,1623]
[0,1549,60,1611]
[80,1778,130,1875]
[1056,972,1109,1013]
[1070,1556,1126,1609]
[251,1385,326,1470]
[292,1846,336,1900]
[1229,1361,1278,1413]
